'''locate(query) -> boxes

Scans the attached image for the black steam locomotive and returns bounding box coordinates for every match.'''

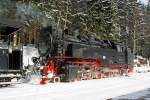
[37,27,134,84]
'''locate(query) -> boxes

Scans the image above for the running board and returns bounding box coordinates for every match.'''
[0,82,21,85]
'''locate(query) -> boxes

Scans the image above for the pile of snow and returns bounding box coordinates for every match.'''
[23,45,39,67]
[134,65,150,73]
[134,55,150,73]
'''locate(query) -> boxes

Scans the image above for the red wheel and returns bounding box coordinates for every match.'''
[53,76,60,83]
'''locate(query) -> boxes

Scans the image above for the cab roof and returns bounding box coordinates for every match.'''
[0,16,22,35]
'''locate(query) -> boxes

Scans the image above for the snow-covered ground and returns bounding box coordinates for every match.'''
[1,72,150,100]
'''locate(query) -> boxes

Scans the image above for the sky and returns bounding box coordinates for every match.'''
[139,0,149,5]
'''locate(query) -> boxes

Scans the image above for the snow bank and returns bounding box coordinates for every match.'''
[134,56,150,73]
[23,45,39,67]
[134,65,150,73]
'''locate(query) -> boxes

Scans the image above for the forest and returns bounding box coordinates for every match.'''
[0,0,149,58]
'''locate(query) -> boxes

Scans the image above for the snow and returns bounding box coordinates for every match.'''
[1,72,150,100]
[138,0,149,5]
[134,65,150,73]
[133,55,150,73]
[114,88,150,99]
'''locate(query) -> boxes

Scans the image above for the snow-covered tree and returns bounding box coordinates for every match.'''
[86,0,120,41]
[0,0,16,19]
[31,0,88,35]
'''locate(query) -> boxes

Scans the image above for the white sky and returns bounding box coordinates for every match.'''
[139,0,149,5]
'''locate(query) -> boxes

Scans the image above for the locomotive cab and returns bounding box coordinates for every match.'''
[0,17,23,85]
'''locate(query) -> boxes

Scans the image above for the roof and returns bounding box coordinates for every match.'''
[0,16,22,29]
[0,16,22,35]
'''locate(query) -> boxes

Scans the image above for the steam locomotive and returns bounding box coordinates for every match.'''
[37,27,134,84]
